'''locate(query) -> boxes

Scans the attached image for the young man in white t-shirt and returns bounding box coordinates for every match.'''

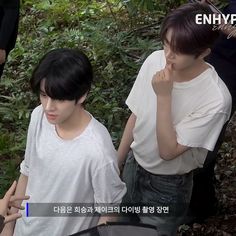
[118,2,232,235]
[2,49,126,236]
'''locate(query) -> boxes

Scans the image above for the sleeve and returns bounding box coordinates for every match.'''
[176,112,228,151]
[20,108,38,176]
[92,161,126,205]
[125,65,146,116]
[0,6,19,49]
[126,50,164,115]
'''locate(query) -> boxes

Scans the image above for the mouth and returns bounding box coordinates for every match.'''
[46,113,58,120]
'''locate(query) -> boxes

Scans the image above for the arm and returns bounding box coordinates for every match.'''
[0,174,28,236]
[97,215,118,225]
[0,6,19,64]
[0,181,29,234]
[92,160,126,225]
[156,96,188,160]
[152,66,189,160]
[117,113,136,170]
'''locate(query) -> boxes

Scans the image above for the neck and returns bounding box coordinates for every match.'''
[173,60,209,82]
[56,107,91,139]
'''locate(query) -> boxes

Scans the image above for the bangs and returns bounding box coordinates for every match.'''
[163,23,204,55]
[160,3,218,56]
[43,66,79,101]
[31,49,92,101]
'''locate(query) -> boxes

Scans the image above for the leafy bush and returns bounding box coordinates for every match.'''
[0,0,184,195]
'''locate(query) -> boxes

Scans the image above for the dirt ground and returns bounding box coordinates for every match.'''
[178,113,236,236]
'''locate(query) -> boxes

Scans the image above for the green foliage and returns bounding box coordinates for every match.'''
[123,0,187,14]
[0,0,182,194]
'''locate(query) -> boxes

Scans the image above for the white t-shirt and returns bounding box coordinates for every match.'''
[126,50,232,175]
[14,105,126,236]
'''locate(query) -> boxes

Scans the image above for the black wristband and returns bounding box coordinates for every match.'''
[0,214,5,233]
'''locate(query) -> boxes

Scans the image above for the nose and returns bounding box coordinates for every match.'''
[45,97,55,111]
[164,45,174,61]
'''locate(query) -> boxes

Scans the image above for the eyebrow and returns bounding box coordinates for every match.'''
[165,38,170,44]
[164,38,170,45]
[39,90,46,94]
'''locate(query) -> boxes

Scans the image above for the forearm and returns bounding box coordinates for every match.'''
[156,96,188,160]
[1,174,28,235]
[10,174,28,214]
[117,113,136,166]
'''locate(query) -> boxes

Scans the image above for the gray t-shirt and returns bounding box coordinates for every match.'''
[14,105,126,236]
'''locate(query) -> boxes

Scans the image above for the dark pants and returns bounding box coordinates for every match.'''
[188,108,235,221]
[122,152,193,236]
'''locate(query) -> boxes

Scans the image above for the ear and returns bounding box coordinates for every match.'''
[77,93,88,104]
[199,48,211,59]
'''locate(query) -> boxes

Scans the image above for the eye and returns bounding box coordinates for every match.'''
[40,92,47,98]
[163,40,169,47]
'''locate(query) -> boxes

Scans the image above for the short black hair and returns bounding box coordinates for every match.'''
[30,48,93,102]
[160,3,219,57]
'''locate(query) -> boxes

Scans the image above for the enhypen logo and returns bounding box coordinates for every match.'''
[195,14,236,25]
[195,13,236,39]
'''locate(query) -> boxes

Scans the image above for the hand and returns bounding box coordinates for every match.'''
[152,63,173,97]
[0,181,30,224]
[0,49,6,65]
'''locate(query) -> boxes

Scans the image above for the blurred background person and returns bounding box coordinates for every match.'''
[188,0,236,223]
[0,0,20,79]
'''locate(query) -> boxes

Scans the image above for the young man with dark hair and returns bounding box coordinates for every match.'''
[118,2,232,235]
[2,48,126,236]
[0,0,20,79]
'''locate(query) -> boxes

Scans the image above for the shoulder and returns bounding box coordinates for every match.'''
[28,105,44,128]
[136,50,165,84]
[146,50,164,61]
[140,50,165,72]
[189,66,232,120]
[87,117,117,161]
[30,105,44,120]
[208,67,232,114]
[89,118,114,147]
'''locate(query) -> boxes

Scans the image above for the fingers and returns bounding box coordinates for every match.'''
[153,64,173,83]
[4,213,22,224]
[159,70,165,80]
[153,70,164,81]
[8,203,25,210]
[165,62,173,70]
[164,63,174,80]
[9,195,30,210]
[3,181,17,202]
[4,181,30,210]
[10,195,30,203]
